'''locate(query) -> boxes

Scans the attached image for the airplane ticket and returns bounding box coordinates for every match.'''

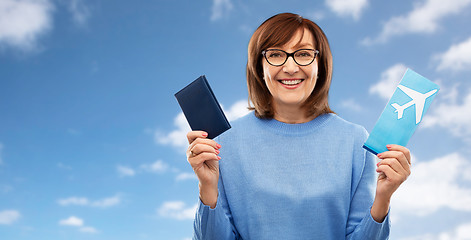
[363,68,440,155]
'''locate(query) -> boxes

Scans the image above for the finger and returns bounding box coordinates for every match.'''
[188,152,221,169]
[377,172,387,181]
[190,144,220,157]
[187,131,208,144]
[376,164,401,181]
[386,144,411,165]
[188,138,221,153]
[378,151,411,175]
[377,158,409,177]
[377,160,409,183]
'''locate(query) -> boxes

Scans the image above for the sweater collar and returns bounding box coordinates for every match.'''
[254,112,334,135]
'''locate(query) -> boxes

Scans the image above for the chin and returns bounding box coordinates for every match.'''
[277,99,306,107]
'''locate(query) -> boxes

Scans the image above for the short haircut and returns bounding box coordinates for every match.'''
[246,13,335,119]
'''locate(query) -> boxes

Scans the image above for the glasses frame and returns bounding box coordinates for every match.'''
[262,49,320,66]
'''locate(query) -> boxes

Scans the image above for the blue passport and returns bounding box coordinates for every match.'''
[174,75,231,139]
[363,69,440,155]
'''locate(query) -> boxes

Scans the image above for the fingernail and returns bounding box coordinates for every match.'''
[377,153,382,158]
[386,145,392,149]
[217,156,221,160]
[202,132,208,137]
[216,144,222,149]
[376,162,380,167]
[215,150,220,154]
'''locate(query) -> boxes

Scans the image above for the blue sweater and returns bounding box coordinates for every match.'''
[194,112,390,240]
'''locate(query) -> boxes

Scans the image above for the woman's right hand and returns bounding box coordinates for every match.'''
[186,131,221,208]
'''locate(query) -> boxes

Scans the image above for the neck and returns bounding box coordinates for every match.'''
[272,103,316,124]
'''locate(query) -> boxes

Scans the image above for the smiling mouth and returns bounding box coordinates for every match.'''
[278,79,304,85]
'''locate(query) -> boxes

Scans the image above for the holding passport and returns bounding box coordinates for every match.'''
[174,75,231,139]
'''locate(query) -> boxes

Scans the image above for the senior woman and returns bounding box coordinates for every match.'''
[186,13,411,240]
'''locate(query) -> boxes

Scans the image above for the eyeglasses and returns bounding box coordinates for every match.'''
[262,49,319,66]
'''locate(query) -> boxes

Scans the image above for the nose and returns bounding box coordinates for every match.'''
[282,56,299,75]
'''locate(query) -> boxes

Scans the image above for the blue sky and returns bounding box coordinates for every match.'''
[1,0,471,239]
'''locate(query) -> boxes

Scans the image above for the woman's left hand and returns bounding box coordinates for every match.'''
[376,144,411,200]
[370,144,411,222]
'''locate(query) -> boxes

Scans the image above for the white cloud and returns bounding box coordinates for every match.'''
[437,82,459,104]
[156,99,250,150]
[0,0,54,51]
[400,221,471,240]
[176,172,198,181]
[392,153,471,217]
[0,210,21,225]
[339,98,363,112]
[90,195,120,208]
[238,24,253,35]
[117,165,136,177]
[57,195,121,208]
[118,161,195,181]
[57,197,89,206]
[422,89,471,138]
[304,10,326,21]
[223,99,251,122]
[59,216,98,234]
[79,226,98,233]
[454,222,471,240]
[67,0,90,26]
[59,216,83,226]
[140,160,168,173]
[119,160,182,177]
[210,0,233,21]
[435,37,471,72]
[362,0,471,44]
[325,0,368,20]
[369,64,408,100]
[155,112,191,151]
[157,201,197,220]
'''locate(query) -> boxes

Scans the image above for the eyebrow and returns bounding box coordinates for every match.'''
[269,43,314,50]
[293,43,314,48]
[267,44,314,51]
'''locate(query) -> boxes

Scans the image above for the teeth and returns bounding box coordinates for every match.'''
[281,79,302,85]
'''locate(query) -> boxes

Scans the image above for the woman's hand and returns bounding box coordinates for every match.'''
[371,144,411,222]
[376,144,411,199]
[186,131,221,208]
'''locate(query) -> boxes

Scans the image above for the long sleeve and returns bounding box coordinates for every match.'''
[192,112,392,239]
[193,175,239,240]
[346,130,390,240]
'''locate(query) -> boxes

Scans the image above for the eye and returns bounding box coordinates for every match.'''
[268,52,283,58]
[295,50,313,57]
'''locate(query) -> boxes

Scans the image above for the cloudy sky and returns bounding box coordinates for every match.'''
[1,0,471,239]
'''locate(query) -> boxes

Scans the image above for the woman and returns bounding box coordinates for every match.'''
[186,13,411,240]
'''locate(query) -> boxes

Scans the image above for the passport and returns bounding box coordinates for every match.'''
[174,75,231,139]
[363,69,440,155]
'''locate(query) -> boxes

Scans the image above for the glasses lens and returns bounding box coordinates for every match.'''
[265,50,287,66]
[294,50,316,66]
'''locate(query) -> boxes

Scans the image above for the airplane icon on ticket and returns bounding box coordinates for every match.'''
[391,85,438,124]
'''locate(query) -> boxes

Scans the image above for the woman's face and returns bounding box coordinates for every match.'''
[262,29,318,111]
